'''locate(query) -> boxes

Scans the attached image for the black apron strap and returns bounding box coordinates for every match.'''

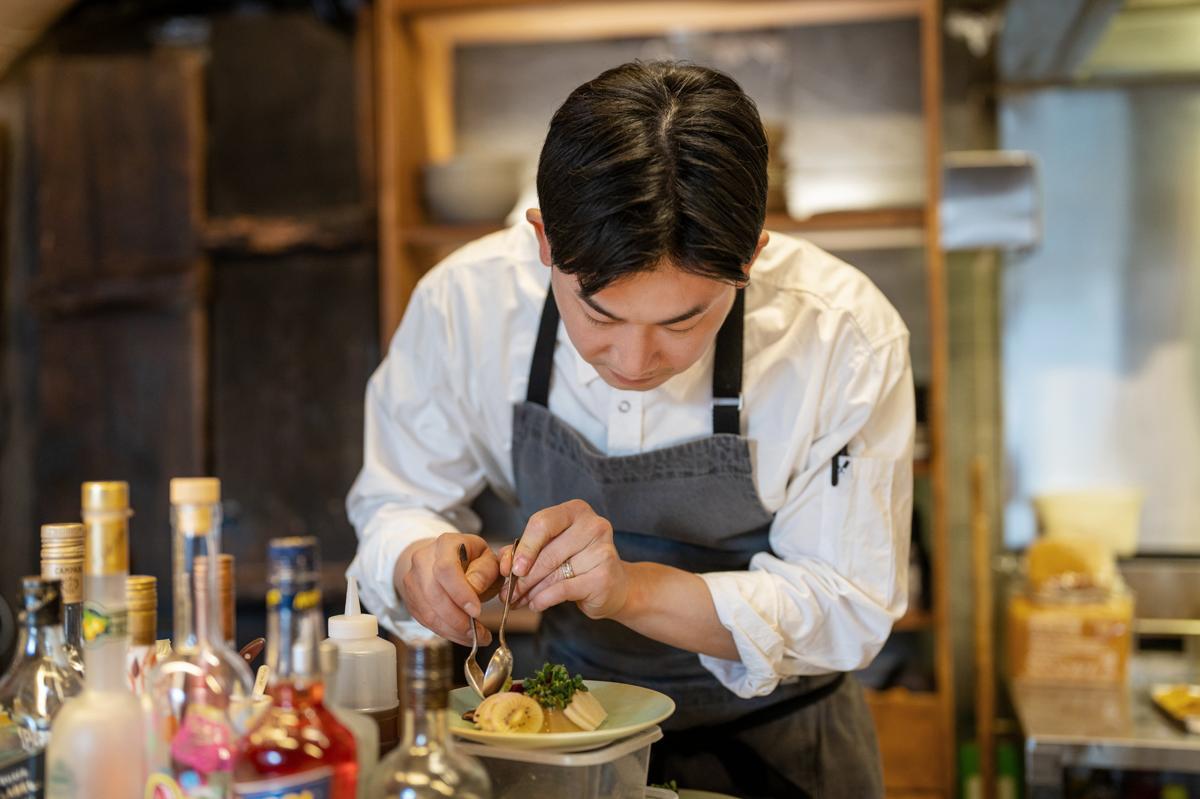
[526,287,561,407]
[526,284,746,435]
[712,288,745,435]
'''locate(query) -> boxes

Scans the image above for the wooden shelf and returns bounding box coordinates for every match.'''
[399,207,928,252]
[203,206,375,256]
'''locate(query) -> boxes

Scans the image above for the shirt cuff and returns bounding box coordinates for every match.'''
[346,508,458,638]
[697,570,789,698]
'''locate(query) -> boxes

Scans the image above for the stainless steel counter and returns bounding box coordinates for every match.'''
[1012,653,1200,798]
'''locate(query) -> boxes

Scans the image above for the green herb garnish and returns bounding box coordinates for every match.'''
[523,663,586,710]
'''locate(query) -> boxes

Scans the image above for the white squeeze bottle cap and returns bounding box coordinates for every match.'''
[328,575,378,639]
[324,576,398,715]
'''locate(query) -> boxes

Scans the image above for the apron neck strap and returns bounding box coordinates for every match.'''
[711,287,745,435]
[526,284,746,436]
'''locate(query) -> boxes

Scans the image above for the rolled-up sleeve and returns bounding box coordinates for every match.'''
[699,334,914,697]
[345,276,489,634]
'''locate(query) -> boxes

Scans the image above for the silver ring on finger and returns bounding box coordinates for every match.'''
[559,560,575,581]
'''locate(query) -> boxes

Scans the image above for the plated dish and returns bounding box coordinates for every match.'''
[449,664,675,752]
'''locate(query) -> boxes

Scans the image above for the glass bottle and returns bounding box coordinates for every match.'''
[234,536,358,798]
[40,523,86,679]
[45,480,147,798]
[0,577,84,797]
[368,635,491,799]
[145,477,254,797]
[320,641,379,799]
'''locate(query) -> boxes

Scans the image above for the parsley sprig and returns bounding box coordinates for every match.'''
[523,663,586,710]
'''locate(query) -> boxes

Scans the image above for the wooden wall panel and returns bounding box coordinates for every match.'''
[207,13,361,216]
[212,250,377,595]
[35,307,205,597]
[30,53,204,288]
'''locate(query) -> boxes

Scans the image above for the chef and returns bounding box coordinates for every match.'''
[347,60,912,798]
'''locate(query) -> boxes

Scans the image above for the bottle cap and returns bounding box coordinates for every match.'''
[327,576,378,639]
[82,481,130,512]
[170,477,220,505]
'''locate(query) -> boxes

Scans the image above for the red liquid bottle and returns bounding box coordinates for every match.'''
[234,536,357,798]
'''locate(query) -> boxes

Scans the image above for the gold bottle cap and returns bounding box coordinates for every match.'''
[127,575,157,645]
[41,522,85,542]
[82,481,130,512]
[170,478,221,505]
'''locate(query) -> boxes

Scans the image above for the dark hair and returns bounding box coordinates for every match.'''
[536,61,769,296]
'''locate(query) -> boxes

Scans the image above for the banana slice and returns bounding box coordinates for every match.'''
[474,691,545,734]
[563,689,607,731]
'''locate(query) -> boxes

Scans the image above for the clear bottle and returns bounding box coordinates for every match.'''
[39,523,86,679]
[45,480,148,798]
[234,536,358,798]
[324,576,399,754]
[320,641,380,799]
[0,576,84,797]
[145,477,255,797]
[126,574,159,694]
[368,635,492,799]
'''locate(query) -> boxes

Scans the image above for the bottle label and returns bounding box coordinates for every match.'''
[233,768,332,799]
[0,752,44,799]
[82,601,128,646]
[42,562,83,605]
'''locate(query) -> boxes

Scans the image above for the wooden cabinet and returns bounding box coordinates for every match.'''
[373,1,953,795]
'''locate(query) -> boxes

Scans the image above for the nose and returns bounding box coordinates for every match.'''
[612,327,656,378]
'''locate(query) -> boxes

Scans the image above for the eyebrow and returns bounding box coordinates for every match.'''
[580,293,710,326]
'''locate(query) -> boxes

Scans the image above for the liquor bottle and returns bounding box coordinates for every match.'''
[45,480,147,798]
[367,635,491,799]
[320,641,379,799]
[0,577,84,797]
[40,523,86,678]
[145,477,254,797]
[234,536,357,797]
[126,574,158,694]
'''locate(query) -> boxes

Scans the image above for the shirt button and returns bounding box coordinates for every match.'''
[617,400,631,413]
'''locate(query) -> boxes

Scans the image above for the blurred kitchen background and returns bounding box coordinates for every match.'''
[1,0,1199,797]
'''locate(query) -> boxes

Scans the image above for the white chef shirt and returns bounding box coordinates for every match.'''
[346,222,913,698]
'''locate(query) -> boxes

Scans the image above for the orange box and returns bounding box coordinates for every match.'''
[1007,589,1133,685]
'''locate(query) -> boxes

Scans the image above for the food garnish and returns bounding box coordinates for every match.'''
[523,663,586,710]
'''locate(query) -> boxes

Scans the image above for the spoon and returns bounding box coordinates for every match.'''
[481,537,520,697]
[458,544,487,699]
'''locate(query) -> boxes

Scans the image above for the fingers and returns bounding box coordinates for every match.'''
[513,499,594,577]
[401,533,498,645]
[434,535,497,617]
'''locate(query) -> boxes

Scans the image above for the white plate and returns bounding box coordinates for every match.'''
[449,680,675,752]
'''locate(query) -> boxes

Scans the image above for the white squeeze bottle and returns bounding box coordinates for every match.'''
[325,576,399,755]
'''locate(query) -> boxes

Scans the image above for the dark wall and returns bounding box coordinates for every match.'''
[0,7,376,659]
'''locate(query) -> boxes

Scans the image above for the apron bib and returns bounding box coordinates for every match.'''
[509,286,882,798]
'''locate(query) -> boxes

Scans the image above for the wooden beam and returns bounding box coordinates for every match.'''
[920,0,956,794]
[972,457,996,799]
[411,1,923,46]
[377,0,430,347]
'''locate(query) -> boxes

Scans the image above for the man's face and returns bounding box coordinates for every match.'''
[550,262,737,392]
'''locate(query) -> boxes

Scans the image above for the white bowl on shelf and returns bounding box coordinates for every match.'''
[422,155,522,225]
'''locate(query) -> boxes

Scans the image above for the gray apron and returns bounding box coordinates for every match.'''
[510,286,883,798]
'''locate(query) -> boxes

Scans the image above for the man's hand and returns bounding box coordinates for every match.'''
[500,499,630,620]
[395,533,500,645]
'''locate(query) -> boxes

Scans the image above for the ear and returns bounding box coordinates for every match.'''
[742,231,770,279]
[525,208,553,268]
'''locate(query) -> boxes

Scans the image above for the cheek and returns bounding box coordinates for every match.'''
[655,332,708,372]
